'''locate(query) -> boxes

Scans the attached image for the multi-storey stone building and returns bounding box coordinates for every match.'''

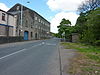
[8,3,50,40]
[0,9,17,36]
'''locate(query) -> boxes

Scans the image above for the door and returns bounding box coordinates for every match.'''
[24,31,28,40]
[35,33,37,39]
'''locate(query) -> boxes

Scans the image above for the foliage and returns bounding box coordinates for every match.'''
[81,8,100,44]
[77,0,100,45]
[94,40,100,46]
[57,0,100,45]
[75,13,88,34]
[52,33,59,37]
[78,0,100,13]
[57,18,72,38]
[76,3,100,45]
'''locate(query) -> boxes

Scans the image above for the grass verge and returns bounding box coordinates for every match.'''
[61,42,100,75]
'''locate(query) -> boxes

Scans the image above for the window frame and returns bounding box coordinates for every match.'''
[2,13,6,21]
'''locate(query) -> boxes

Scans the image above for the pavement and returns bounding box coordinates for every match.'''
[59,45,77,75]
[0,39,77,75]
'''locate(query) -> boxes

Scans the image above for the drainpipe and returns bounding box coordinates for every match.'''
[20,3,23,29]
[6,14,9,37]
[6,14,9,43]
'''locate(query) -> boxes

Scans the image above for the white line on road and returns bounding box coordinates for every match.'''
[0,49,27,60]
[40,42,56,46]
[0,43,42,60]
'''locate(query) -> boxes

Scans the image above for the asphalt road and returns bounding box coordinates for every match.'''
[0,39,60,75]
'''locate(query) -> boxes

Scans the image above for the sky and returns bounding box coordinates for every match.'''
[0,0,85,33]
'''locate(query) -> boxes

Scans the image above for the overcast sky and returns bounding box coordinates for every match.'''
[0,0,85,33]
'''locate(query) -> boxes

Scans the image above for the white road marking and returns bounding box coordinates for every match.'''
[45,43,56,46]
[42,42,45,44]
[41,42,56,46]
[0,49,27,60]
[0,43,42,60]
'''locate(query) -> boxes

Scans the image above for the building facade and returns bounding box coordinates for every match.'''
[8,4,50,40]
[0,9,17,36]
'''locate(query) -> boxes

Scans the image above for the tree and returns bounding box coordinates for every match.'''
[76,0,100,36]
[75,13,88,34]
[83,8,100,44]
[78,0,100,13]
[57,18,71,38]
[76,7,100,45]
[76,0,100,45]
[59,18,71,26]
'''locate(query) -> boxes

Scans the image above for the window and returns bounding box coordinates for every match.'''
[35,25,37,28]
[31,25,32,28]
[31,22,33,28]
[39,19,40,22]
[2,13,6,21]
[41,20,42,23]
[17,6,20,10]
[31,32,33,37]
[35,17,37,20]
[39,26,40,29]
[25,20,28,27]
[43,22,44,25]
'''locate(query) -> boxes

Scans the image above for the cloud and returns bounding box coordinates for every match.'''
[46,0,84,33]
[50,12,79,33]
[47,0,84,11]
[0,3,9,11]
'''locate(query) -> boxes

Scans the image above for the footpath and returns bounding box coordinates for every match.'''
[60,44,77,75]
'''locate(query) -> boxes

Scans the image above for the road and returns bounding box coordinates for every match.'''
[0,39,61,75]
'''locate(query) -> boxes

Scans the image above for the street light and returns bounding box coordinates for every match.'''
[27,1,30,3]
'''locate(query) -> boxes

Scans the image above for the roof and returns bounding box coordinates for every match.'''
[8,3,50,24]
[0,9,14,16]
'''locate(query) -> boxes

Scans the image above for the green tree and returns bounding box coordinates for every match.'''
[78,0,100,13]
[57,18,72,41]
[76,7,100,45]
[75,13,88,34]
[83,8,100,44]
[76,0,100,45]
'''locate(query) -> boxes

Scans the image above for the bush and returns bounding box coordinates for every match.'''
[94,40,100,46]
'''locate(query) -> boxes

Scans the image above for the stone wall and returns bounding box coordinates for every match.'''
[0,25,6,36]
[0,25,13,36]
[72,33,79,43]
[0,36,24,44]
